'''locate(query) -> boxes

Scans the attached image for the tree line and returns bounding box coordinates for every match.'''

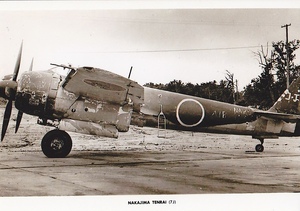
[144,79,236,104]
[144,39,300,110]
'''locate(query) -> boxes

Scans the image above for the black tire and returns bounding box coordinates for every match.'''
[41,130,72,158]
[255,144,264,152]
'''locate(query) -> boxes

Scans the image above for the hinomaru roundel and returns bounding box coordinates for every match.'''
[176,98,205,127]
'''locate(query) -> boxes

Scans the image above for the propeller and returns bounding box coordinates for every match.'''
[2,100,12,141]
[15,58,33,133]
[0,42,23,141]
[15,109,23,133]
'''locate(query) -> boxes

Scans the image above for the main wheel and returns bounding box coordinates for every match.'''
[255,144,264,152]
[41,130,72,158]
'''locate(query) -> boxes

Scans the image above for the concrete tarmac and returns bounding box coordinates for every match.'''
[0,110,300,196]
[1,146,300,196]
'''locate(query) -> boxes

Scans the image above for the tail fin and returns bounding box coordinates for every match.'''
[269,77,300,114]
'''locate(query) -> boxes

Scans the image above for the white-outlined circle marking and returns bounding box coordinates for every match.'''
[176,98,205,127]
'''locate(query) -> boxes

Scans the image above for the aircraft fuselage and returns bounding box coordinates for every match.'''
[140,87,255,126]
[138,87,300,139]
[13,69,300,144]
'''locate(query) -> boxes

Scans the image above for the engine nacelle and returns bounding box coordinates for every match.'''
[15,71,61,119]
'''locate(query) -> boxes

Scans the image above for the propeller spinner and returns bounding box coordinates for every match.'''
[0,43,23,141]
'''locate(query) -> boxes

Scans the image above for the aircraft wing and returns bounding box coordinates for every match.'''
[62,66,144,111]
[254,110,300,122]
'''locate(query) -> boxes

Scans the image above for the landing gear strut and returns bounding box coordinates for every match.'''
[255,138,264,152]
[41,130,73,158]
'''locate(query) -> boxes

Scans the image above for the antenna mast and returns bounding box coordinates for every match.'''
[281,23,291,88]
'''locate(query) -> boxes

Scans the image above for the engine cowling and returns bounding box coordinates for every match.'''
[15,71,61,119]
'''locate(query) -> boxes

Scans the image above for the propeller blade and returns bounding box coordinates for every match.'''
[12,42,23,81]
[29,58,34,72]
[15,110,23,133]
[1,100,12,141]
[14,57,32,133]
[15,57,32,133]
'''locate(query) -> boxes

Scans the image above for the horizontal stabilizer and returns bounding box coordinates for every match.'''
[254,110,300,122]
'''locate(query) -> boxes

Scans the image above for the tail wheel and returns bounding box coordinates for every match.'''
[255,138,264,152]
[255,144,264,152]
[41,130,72,158]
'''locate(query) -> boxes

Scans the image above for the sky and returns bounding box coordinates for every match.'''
[1,2,300,90]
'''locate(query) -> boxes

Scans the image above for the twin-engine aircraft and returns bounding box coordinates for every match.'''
[1,44,300,158]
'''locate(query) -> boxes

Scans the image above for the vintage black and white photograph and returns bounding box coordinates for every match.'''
[0,1,300,210]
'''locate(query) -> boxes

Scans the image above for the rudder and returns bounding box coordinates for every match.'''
[269,77,300,114]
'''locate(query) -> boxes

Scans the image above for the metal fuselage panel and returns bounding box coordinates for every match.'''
[138,87,300,138]
[141,87,256,128]
[197,119,300,137]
